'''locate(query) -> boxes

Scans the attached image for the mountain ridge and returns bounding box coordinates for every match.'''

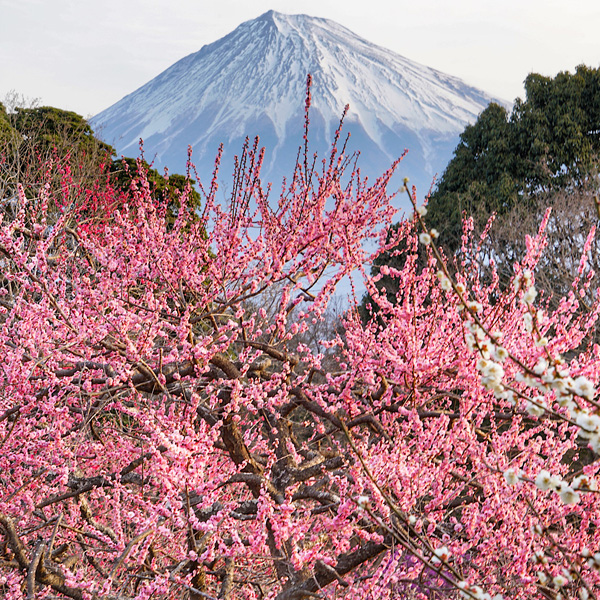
[91,11,507,195]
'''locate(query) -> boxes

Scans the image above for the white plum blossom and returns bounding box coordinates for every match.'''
[590,436,600,454]
[419,232,432,246]
[513,269,533,292]
[558,485,580,505]
[357,495,370,509]
[465,333,476,351]
[535,472,581,503]
[573,375,596,401]
[572,475,598,491]
[522,286,538,305]
[477,359,505,392]
[526,397,546,417]
[440,278,452,292]
[533,359,549,376]
[537,571,548,584]
[548,474,563,491]
[587,552,600,570]
[555,392,574,408]
[546,373,572,394]
[575,411,600,439]
[438,275,452,291]
[431,545,451,564]
[456,582,493,600]
[493,346,509,363]
[495,389,515,405]
[552,573,570,587]
[484,361,504,380]
[515,370,547,392]
[535,470,555,491]
[477,358,504,380]
[465,321,484,339]
[467,301,483,314]
[478,339,494,360]
[503,468,521,486]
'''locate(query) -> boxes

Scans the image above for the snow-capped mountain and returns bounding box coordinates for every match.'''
[92,10,505,196]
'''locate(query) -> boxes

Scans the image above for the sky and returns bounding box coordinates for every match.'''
[1,0,599,119]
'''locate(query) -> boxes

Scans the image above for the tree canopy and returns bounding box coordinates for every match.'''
[0,103,115,210]
[0,101,201,225]
[424,64,600,253]
[8,105,114,157]
[108,156,202,226]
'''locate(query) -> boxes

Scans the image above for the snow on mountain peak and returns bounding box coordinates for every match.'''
[91,11,506,192]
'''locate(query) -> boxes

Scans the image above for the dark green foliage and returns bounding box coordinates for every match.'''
[108,157,202,226]
[424,102,521,251]
[425,64,600,254]
[509,67,600,192]
[0,104,115,206]
[0,103,11,136]
[9,106,114,158]
[359,222,414,322]
[0,102,201,228]
[361,65,600,319]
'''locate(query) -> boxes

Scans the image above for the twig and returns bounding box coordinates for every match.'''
[108,529,153,581]
[27,540,45,599]
[218,557,235,599]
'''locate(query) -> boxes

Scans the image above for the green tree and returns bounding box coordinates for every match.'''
[108,157,202,226]
[425,64,600,254]
[424,102,521,251]
[0,102,11,136]
[512,66,600,187]
[0,100,201,228]
[10,105,114,158]
[362,65,600,318]
[0,103,115,210]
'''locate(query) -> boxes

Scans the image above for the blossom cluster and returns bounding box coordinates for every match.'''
[457,581,504,600]
[1,96,600,599]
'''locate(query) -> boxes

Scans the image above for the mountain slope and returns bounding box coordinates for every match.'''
[91,10,506,195]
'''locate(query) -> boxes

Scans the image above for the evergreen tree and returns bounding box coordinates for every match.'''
[0,102,201,227]
[362,65,600,318]
[425,65,600,254]
[0,104,114,207]
[108,157,202,226]
[424,102,520,251]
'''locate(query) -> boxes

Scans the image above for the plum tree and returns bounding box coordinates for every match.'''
[0,80,599,600]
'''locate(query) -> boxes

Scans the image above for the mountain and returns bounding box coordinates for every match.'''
[91,10,506,198]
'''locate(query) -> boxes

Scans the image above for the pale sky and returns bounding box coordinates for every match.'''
[1,0,599,119]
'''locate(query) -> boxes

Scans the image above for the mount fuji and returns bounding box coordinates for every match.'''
[91,10,506,197]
